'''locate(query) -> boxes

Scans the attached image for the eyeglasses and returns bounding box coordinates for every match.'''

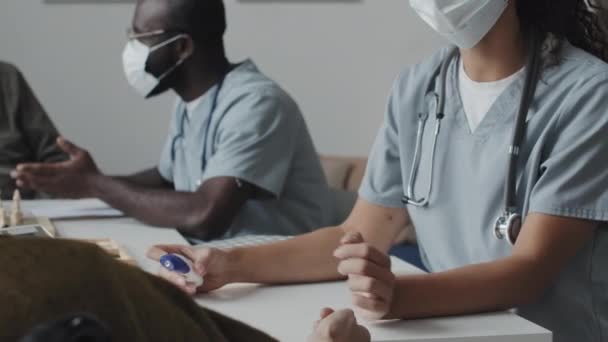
[126,28,186,40]
[126,28,166,40]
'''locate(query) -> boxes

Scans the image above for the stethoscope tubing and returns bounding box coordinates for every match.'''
[402,30,544,244]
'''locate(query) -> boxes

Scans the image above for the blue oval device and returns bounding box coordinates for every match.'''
[159,254,204,286]
[160,254,190,273]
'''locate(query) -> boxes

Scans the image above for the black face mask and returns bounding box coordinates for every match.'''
[145,36,189,98]
[122,34,191,98]
[145,76,174,98]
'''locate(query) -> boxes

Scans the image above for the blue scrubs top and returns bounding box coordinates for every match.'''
[360,41,608,341]
[159,60,332,238]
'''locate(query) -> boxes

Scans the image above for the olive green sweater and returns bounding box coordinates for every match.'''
[0,62,66,199]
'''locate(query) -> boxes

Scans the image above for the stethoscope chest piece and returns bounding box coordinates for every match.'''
[494,212,522,245]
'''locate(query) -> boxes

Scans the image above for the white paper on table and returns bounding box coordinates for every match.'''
[22,199,124,219]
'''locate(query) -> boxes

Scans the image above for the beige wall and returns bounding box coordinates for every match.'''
[0,0,443,174]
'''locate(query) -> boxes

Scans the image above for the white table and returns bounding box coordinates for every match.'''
[54,217,187,274]
[31,200,551,342]
[196,259,551,342]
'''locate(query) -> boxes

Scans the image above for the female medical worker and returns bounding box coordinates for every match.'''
[150,1,608,341]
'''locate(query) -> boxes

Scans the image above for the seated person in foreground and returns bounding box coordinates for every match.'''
[0,237,369,342]
[12,0,331,241]
[0,62,66,199]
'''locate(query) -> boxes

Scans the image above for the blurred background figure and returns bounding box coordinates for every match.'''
[0,61,66,199]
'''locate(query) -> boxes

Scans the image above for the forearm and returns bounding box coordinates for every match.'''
[89,174,208,235]
[223,200,409,286]
[226,226,347,284]
[390,256,546,319]
[114,168,172,189]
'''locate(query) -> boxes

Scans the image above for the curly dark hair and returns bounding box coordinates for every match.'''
[516,0,608,62]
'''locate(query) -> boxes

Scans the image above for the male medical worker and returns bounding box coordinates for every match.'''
[13,0,331,240]
[0,62,66,199]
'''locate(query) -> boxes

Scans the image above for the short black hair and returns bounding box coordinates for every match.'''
[166,0,226,44]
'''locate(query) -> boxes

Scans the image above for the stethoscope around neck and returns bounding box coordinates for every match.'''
[170,76,226,173]
[402,31,544,245]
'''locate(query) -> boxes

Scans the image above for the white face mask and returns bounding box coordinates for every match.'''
[409,0,508,49]
[122,34,189,97]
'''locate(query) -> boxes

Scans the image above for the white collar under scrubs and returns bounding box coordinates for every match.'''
[359,42,608,342]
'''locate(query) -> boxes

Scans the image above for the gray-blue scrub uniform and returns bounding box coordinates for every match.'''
[360,42,608,341]
[159,60,331,238]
